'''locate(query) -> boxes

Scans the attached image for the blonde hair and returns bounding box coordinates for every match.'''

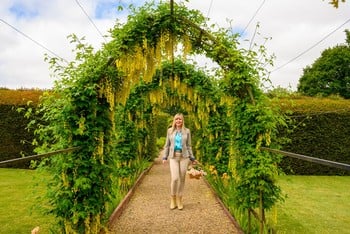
[171,113,185,132]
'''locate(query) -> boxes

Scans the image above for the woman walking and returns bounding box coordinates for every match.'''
[162,113,196,210]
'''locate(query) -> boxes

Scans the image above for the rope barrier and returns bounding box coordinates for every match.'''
[0,147,80,167]
[261,147,350,171]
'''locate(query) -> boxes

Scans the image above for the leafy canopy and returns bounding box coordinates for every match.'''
[298,30,350,99]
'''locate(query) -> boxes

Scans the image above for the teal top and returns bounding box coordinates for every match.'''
[174,131,182,150]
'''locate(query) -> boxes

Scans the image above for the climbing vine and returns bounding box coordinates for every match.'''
[32,1,285,233]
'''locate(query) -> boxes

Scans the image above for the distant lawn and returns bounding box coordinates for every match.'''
[0,168,54,233]
[272,175,350,234]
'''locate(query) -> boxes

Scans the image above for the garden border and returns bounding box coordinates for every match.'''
[107,162,155,227]
[202,178,245,234]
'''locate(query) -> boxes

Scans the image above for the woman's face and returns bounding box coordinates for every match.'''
[175,116,183,128]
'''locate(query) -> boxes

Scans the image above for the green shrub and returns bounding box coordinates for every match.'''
[0,89,43,168]
[156,137,166,151]
[0,105,36,168]
[276,96,350,175]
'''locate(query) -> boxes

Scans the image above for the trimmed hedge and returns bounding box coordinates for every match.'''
[0,88,42,105]
[2,90,350,174]
[0,89,42,168]
[277,97,350,175]
[0,105,35,168]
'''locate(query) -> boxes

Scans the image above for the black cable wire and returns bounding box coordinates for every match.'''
[240,0,266,36]
[0,18,68,63]
[271,17,350,73]
[206,0,214,18]
[74,0,107,43]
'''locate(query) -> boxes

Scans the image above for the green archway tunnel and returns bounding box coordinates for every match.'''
[35,2,285,233]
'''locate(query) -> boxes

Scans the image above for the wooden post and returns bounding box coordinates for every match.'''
[259,190,264,234]
[248,209,251,234]
[170,0,174,15]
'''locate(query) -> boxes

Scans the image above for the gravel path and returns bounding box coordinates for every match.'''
[109,154,243,234]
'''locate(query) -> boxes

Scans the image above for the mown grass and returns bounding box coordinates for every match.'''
[2,168,349,233]
[270,175,350,234]
[207,173,350,233]
[0,159,151,233]
[0,168,54,233]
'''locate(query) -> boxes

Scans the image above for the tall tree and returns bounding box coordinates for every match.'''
[297,30,350,98]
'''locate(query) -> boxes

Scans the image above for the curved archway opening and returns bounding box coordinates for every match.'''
[36,2,285,232]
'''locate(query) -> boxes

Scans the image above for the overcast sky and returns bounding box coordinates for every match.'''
[1,0,349,90]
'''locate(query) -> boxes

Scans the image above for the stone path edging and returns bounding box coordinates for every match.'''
[108,163,155,226]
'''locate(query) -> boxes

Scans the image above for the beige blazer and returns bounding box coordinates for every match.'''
[163,127,195,160]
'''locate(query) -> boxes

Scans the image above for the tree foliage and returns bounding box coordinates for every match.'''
[298,30,350,99]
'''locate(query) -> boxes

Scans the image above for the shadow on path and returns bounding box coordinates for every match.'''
[109,154,243,234]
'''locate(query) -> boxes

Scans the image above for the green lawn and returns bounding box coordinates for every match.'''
[1,169,349,233]
[0,168,54,233]
[272,175,350,234]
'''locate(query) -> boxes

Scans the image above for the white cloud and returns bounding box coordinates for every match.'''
[0,0,350,90]
[183,0,350,90]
